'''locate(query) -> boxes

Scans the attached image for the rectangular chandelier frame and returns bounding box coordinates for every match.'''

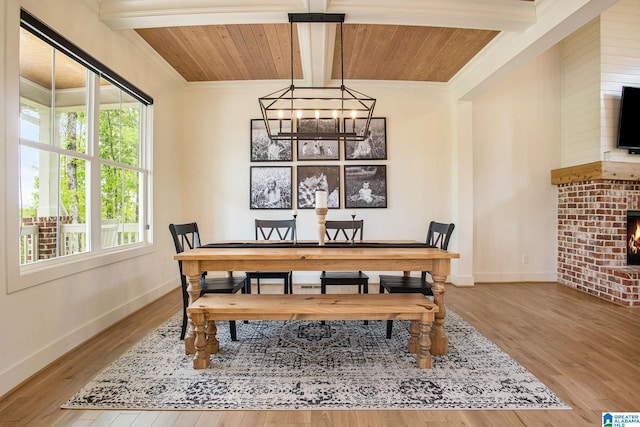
[258,13,376,142]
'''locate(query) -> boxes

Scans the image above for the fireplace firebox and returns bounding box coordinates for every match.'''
[627,210,640,265]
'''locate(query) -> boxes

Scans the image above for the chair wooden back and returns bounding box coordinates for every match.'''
[325,220,364,241]
[426,221,455,250]
[169,222,202,255]
[255,219,296,241]
[420,221,455,280]
[168,222,205,288]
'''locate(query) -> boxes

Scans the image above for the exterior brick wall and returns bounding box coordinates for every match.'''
[22,216,73,260]
[557,180,640,306]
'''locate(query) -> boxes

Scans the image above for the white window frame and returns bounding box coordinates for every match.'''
[4,8,154,293]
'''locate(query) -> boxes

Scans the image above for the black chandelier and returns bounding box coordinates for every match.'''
[258,13,376,142]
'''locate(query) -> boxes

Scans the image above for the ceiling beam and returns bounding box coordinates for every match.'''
[296,23,337,86]
[450,0,620,100]
[99,0,306,29]
[296,22,337,86]
[327,0,536,31]
[99,0,536,31]
[301,0,337,86]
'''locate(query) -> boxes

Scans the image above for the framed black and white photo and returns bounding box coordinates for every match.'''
[297,117,339,135]
[297,140,340,160]
[344,117,387,160]
[344,165,387,208]
[250,166,292,209]
[250,119,292,162]
[296,165,340,209]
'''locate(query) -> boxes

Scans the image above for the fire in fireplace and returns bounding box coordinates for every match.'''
[628,210,640,265]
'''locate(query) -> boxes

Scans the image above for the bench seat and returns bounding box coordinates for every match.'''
[187,293,438,369]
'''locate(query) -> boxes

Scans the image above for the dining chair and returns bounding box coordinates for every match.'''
[245,219,296,294]
[378,221,455,338]
[169,222,247,341]
[320,220,369,294]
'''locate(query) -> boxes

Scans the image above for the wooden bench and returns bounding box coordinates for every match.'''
[186,293,438,369]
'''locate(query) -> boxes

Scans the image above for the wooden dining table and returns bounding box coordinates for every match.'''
[175,241,459,356]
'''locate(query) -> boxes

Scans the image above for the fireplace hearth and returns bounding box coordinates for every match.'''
[628,210,640,266]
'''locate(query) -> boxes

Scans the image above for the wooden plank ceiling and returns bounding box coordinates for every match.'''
[136,24,303,81]
[334,25,498,82]
[135,23,499,83]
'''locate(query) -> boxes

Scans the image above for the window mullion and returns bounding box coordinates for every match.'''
[88,71,101,252]
[141,107,152,242]
[19,138,92,161]
[100,158,145,173]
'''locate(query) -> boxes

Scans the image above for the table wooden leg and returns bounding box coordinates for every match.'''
[416,318,433,369]
[408,320,419,354]
[206,318,219,355]
[184,273,202,355]
[430,271,448,355]
[191,311,210,369]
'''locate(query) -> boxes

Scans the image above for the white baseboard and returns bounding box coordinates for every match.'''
[0,279,177,398]
[473,272,557,283]
[449,274,475,287]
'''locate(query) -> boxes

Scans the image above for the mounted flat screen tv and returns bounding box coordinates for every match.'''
[617,85,640,154]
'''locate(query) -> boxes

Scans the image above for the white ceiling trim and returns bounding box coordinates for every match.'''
[183,78,448,91]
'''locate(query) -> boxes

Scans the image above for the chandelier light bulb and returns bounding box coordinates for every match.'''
[351,110,357,119]
[297,110,302,119]
[332,110,338,119]
[315,110,320,119]
[277,110,284,119]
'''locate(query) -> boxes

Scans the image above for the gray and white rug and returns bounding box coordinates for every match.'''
[63,310,569,410]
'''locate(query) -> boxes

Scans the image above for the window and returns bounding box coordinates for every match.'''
[98,80,145,249]
[18,10,153,266]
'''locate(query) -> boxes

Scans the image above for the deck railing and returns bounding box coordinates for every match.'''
[19,224,40,264]
[20,222,141,263]
[61,222,141,254]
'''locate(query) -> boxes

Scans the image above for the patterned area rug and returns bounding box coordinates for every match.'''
[63,311,569,410]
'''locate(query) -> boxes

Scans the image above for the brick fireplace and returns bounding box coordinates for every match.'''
[552,161,640,307]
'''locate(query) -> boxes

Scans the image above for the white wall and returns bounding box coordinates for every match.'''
[181,81,455,283]
[561,18,602,166]
[0,0,185,396]
[561,0,640,166]
[472,46,562,282]
[601,0,640,162]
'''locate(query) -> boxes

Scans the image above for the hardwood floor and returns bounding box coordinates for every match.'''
[1,282,638,426]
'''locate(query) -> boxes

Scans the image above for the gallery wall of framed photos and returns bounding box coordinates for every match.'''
[249,117,388,210]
